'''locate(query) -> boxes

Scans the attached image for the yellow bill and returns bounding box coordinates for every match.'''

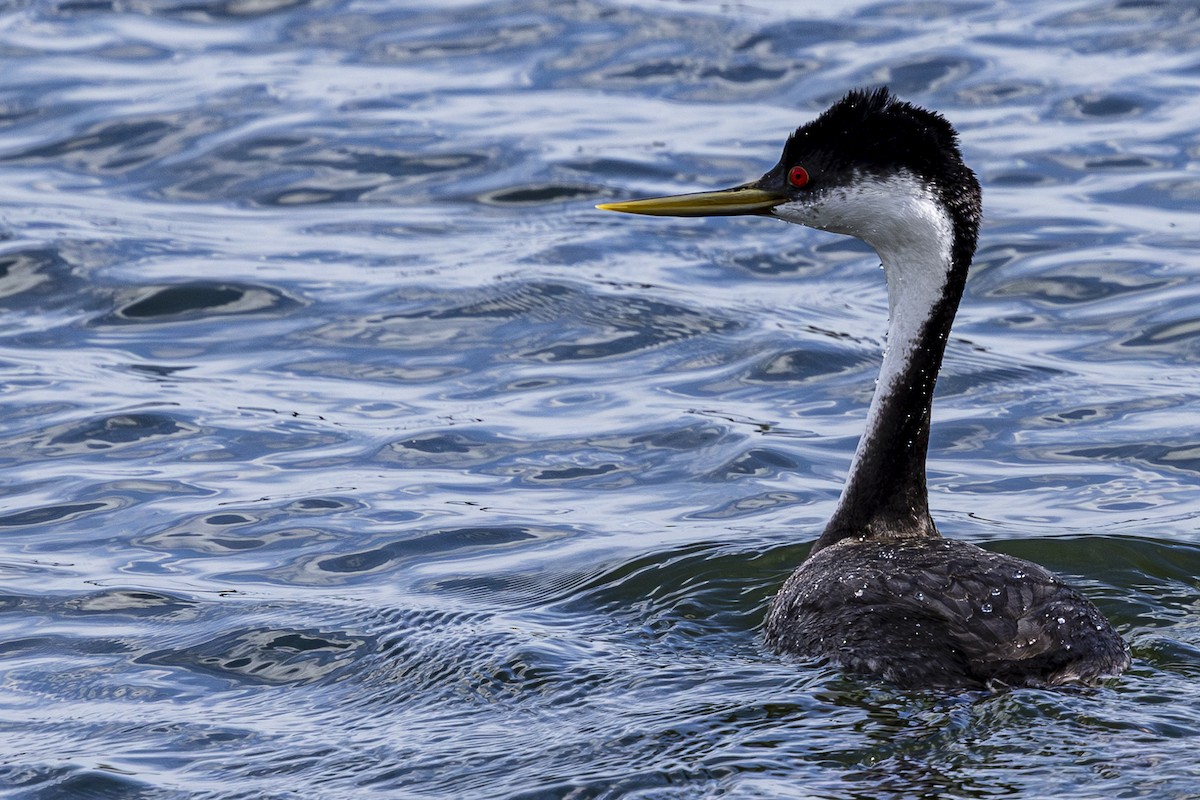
[596,186,785,217]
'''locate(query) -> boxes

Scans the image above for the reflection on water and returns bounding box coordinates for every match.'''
[1,0,1200,797]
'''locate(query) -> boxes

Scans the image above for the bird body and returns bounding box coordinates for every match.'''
[766,537,1127,688]
[599,88,1129,689]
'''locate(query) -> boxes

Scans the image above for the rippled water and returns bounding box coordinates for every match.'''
[1,0,1200,797]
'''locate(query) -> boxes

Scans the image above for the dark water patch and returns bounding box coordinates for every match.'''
[121,284,241,318]
[0,412,201,470]
[295,147,491,181]
[935,360,1065,398]
[743,345,875,384]
[0,764,159,800]
[262,184,375,207]
[137,626,369,687]
[607,59,691,81]
[121,362,196,381]
[705,446,800,481]
[531,462,621,481]
[114,478,212,505]
[1061,92,1149,119]
[0,585,193,625]
[701,62,790,84]
[0,763,74,798]
[219,418,348,458]
[1126,317,1200,346]
[478,183,597,206]
[985,170,1059,188]
[1060,441,1200,476]
[873,55,980,96]
[381,429,518,468]
[0,242,147,330]
[141,523,331,556]
[0,631,131,664]
[136,498,358,558]
[452,379,595,405]
[0,412,206,481]
[0,593,33,614]
[0,247,79,306]
[0,112,220,175]
[1034,394,1183,428]
[721,247,824,277]
[311,526,545,579]
[1028,149,1166,173]
[1138,636,1200,679]
[90,41,174,62]
[555,541,780,635]
[65,589,197,617]
[40,412,197,454]
[1118,316,1200,361]
[930,420,1006,457]
[747,18,884,53]
[984,263,1168,307]
[631,422,726,451]
[1044,406,1102,424]
[412,525,772,618]
[1083,154,1162,170]
[107,282,300,323]
[0,501,110,528]
[288,496,356,512]
[970,241,1063,279]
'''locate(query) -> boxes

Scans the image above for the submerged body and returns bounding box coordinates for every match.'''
[599,88,1129,688]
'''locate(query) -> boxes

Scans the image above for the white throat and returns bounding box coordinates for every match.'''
[773,172,956,485]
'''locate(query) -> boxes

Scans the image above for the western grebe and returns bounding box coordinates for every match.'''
[597,88,1129,689]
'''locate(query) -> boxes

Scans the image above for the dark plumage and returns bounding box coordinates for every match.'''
[766,538,1128,689]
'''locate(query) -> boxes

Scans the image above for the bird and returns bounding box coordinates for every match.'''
[597,88,1130,689]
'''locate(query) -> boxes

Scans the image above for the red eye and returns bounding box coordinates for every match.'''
[788,165,810,188]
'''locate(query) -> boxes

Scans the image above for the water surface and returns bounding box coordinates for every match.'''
[1,1,1200,797]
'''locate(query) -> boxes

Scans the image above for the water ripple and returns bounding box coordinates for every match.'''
[1,0,1199,797]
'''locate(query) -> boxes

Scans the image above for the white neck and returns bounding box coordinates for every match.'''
[773,172,956,514]
[849,182,954,485]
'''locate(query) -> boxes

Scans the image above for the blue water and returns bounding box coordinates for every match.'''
[1,0,1200,797]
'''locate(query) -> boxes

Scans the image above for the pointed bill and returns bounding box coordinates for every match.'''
[596,186,785,217]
